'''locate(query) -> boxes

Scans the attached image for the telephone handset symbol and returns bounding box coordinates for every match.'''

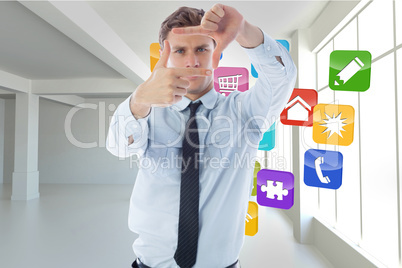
[314,157,330,184]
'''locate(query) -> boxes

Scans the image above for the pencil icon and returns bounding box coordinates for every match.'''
[329,50,371,92]
[334,56,364,86]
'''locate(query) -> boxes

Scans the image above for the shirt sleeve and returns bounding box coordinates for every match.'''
[106,93,150,159]
[234,30,297,134]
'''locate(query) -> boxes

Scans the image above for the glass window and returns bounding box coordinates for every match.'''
[396,0,402,46]
[359,53,398,267]
[358,0,394,59]
[397,49,402,262]
[333,89,361,244]
[317,41,333,90]
[334,18,357,51]
[331,18,361,243]
[316,88,336,225]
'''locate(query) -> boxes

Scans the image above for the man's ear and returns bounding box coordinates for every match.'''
[159,49,163,59]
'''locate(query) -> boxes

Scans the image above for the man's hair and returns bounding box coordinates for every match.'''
[159,6,208,49]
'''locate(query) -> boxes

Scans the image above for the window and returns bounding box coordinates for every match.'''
[312,1,401,266]
[317,41,333,90]
[358,0,394,59]
[360,52,398,267]
[395,0,402,46]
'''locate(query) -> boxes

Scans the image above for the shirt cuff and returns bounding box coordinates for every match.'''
[243,31,284,65]
[120,93,150,141]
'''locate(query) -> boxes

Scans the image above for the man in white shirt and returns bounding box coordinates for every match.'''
[107,3,296,268]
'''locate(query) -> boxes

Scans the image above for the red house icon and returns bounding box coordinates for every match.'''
[280,89,317,127]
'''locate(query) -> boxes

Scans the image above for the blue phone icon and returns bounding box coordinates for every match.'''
[304,149,343,189]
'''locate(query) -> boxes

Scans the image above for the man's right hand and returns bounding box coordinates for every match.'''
[129,40,212,119]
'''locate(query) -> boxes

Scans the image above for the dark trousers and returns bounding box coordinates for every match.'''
[132,258,240,268]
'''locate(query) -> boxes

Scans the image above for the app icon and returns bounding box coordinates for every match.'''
[258,123,275,151]
[150,43,161,72]
[304,149,343,189]
[277,39,290,52]
[214,67,249,96]
[313,104,355,146]
[329,50,371,92]
[280,88,318,127]
[251,63,258,79]
[252,161,261,196]
[257,169,294,209]
[245,201,258,236]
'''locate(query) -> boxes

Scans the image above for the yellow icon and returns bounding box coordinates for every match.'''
[245,201,258,236]
[150,43,161,72]
[252,161,260,196]
[313,104,355,146]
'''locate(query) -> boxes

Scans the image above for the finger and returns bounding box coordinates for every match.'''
[172,67,212,77]
[172,95,183,104]
[211,3,225,18]
[151,103,171,108]
[172,26,211,36]
[212,44,224,69]
[204,10,221,23]
[173,86,188,96]
[174,78,190,90]
[200,19,219,32]
[155,40,170,68]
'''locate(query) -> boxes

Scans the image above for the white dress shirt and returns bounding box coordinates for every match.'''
[106,31,297,268]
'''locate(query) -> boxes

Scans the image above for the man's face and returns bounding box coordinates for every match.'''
[164,31,214,95]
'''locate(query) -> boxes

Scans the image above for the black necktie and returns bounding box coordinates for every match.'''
[174,101,202,268]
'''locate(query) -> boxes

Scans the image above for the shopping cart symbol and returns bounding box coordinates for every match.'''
[218,74,242,93]
[214,67,249,96]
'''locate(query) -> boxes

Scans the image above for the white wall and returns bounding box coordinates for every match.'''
[4,98,15,183]
[3,96,139,184]
[0,98,4,184]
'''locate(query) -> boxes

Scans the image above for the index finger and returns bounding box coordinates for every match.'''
[171,26,211,36]
[172,67,212,77]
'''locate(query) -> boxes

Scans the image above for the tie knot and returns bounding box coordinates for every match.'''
[188,101,202,117]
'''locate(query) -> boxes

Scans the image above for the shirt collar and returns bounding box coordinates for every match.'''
[172,88,219,112]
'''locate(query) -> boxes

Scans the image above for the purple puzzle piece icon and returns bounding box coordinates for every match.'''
[257,169,294,209]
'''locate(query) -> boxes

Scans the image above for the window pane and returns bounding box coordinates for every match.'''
[397,49,402,263]
[334,18,357,51]
[316,88,336,225]
[317,41,333,90]
[358,0,394,59]
[331,18,361,243]
[360,53,398,267]
[396,0,402,46]
[333,89,361,244]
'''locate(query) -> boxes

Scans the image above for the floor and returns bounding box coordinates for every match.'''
[0,184,333,268]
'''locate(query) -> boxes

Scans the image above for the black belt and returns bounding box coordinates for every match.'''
[132,258,240,268]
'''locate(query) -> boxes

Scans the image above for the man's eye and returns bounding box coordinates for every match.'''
[176,49,184,54]
[197,48,206,52]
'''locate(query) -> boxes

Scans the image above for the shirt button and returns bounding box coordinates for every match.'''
[133,124,138,128]
[266,45,271,51]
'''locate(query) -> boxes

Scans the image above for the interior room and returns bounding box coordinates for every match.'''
[1,0,401,267]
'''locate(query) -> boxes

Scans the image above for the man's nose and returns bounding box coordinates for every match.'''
[185,53,200,68]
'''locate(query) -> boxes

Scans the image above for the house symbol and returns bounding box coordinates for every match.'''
[284,96,312,121]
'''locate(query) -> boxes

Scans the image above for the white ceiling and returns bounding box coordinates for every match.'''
[0,0,360,99]
[0,1,123,80]
[87,1,330,67]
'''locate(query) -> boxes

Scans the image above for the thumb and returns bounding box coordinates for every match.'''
[212,43,223,69]
[155,40,170,68]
